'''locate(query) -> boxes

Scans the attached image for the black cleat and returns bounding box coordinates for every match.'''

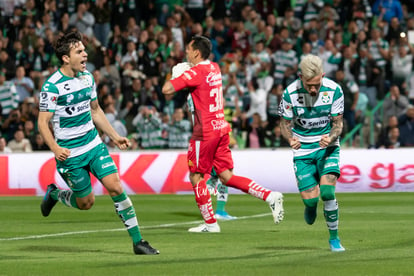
[133,239,160,255]
[41,183,58,217]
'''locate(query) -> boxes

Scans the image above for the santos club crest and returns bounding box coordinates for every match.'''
[321,92,330,103]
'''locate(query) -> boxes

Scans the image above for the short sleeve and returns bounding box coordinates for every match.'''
[39,82,59,112]
[279,90,293,120]
[331,86,344,116]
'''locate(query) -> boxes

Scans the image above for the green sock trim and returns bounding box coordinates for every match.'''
[112,192,142,244]
[329,231,338,240]
[320,185,336,201]
[129,228,142,244]
[303,197,319,208]
[112,191,128,202]
[69,193,79,209]
[324,199,339,240]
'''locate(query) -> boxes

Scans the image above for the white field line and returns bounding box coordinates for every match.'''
[0,213,270,241]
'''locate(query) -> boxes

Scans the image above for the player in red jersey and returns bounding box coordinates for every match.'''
[162,36,284,232]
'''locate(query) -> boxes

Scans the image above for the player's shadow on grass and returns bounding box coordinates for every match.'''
[21,245,120,255]
[169,211,202,219]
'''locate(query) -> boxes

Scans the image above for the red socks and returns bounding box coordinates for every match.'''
[226,175,271,200]
[193,179,216,224]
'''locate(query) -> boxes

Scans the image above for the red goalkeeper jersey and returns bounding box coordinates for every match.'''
[170,60,231,140]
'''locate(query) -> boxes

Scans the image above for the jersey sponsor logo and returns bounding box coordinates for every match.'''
[65,106,76,115]
[66,94,74,104]
[76,102,89,113]
[64,83,70,91]
[64,102,89,115]
[211,119,228,130]
[308,119,330,127]
[297,96,304,104]
[296,118,330,128]
[206,72,221,86]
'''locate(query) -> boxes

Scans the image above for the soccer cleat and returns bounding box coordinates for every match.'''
[41,183,58,217]
[304,206,317,225]
[188,222,221,233]
[133,239,160,255]
[215,210,237,221]
[329,239,346,252]
[268,192,284,224]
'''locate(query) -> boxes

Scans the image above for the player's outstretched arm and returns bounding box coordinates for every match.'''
[90,100,130,150]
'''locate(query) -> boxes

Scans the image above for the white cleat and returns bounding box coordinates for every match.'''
[268,192,284,224]
[188,222,221,233]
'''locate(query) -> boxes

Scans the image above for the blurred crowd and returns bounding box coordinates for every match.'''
[1,0,414,153]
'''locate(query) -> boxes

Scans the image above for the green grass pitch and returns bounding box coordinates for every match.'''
[1,193,413,276]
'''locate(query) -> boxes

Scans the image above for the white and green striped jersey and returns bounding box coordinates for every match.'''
[267,93,280,116]
[39,69,101,158]
[0,81,19,116]
[368,39,389,68]
[272,49,298,82]
[168,120,191,148]
[224,85,244,110]
[134,113,165,149]
[280,78,344,157]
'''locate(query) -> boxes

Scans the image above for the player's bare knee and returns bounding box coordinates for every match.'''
[77,196,95,210]
[106,184,123,197]
[78,200,94,210]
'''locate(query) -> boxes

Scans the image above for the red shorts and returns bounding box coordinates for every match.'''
[187,134,234,175]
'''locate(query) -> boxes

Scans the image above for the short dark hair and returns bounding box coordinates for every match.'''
[190,35,212,59]
[53,31,83,63]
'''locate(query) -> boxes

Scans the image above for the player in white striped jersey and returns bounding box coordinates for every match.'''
[38,31,158,255]
[279,54,346,252]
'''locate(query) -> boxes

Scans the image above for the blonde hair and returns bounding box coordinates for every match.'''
[299,54,324,80]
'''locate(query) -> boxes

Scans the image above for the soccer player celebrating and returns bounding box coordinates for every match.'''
[162,36,284,233]
[38,31,159,255]
[279,54,346,252]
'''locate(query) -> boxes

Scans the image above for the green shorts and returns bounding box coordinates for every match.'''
[293,146,341,192]
[56,143,118,197]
